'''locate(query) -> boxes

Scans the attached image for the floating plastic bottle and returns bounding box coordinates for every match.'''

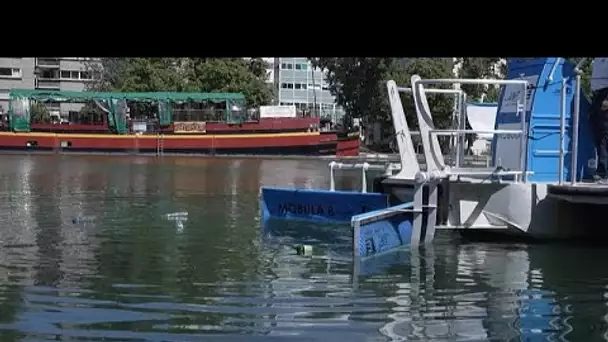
[294,244,313,256]
[72,215,96,224]
[164,212,188,221]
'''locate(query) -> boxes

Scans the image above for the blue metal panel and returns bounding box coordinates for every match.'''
[351,203,414,258]
[493,58,595,182]
[260,186,389,223]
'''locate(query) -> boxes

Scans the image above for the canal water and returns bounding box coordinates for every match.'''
[0,154,606,341]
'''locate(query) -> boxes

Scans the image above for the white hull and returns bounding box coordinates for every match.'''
[384,179,608,240]
[446,181,606,239]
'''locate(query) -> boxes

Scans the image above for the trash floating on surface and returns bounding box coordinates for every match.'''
[294,244,313,256]
[72,215,96,224]
[164,212,188,221]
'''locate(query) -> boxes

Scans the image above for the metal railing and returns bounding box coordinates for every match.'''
[412,77,530,181]
[328,161,400,193]
[551,59,584,185]
[396,86,466,168]
[36,58,60,67]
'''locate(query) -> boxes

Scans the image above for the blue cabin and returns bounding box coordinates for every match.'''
[492,58,595,183]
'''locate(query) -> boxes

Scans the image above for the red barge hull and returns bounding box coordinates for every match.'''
[0,131,360,157]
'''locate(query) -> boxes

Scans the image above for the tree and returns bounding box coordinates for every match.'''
[84,58,182,92]
[566,57,592,98]
[84,58,274,108]
[180,58,273,108]
[309,58,393,124]
[456,58,506,102]
[390,58,456,130]
[308,58,457,153]
[30,102,50,123]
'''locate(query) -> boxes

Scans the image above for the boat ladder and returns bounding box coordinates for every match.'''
[133,135,140,155]
[156,134,164,156]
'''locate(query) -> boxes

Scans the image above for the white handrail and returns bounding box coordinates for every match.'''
[428,129,524,136]
[416,78,529,86]
[328,161,400,192]
[412,76,529,181]
[571,73,582,185]
[558,78,566,184]
[397,87,463,95]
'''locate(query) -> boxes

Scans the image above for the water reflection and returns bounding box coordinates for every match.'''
[0,155,604,340]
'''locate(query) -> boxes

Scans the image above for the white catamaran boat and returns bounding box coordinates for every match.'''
[378,57,608,241]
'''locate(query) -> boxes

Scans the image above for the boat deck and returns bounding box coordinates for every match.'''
[547,182,608,204]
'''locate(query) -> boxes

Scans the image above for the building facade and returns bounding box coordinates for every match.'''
[0,57,346,123]
[0,57,93,118]
[273,57,344,122]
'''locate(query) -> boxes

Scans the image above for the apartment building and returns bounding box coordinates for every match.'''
[0,57,345,123]
[0,57,94,118]
[274,57,344,122]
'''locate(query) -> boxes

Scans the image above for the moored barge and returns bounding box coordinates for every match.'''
[0,89,359,156]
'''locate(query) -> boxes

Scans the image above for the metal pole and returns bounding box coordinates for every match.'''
[571,75,581,185]
[329,161,336,191]
[519,81,528,183]
[558,78,566,184]
[361,162,369,193]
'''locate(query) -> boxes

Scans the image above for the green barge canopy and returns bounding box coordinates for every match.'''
[8,89,247,134]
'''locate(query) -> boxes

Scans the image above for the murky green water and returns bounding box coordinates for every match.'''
[0,154,607,341]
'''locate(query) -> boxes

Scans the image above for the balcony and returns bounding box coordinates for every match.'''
[36,58,60,68]
[36,79,60,90]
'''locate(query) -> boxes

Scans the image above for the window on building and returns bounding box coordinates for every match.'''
[60,71,70,79]
[286,63,293,70]
[321,103,334,113]
[281,63,287,69]
[295,83,301,90]
[41,69,57,79]
[301,84,307,90]
[281,83,288,89]
[80,71,92,80]
[70,71,79,79]
[0,68,21,78]
[321,85,329,91]
[299,63,308,71]
[287,83,293,89]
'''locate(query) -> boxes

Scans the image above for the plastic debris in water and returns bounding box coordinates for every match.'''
[295,244,313,256]
[164,212,188,221]
[72,215,96,224]
[164,212,188,233]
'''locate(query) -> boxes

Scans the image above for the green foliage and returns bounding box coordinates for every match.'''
[390,58,456,129]
[179,58,274,108]
[30,102,50,123]
[84,58,273,108]
[455,58,505,102]
[309,57,456,129]
[309,58,393,122]
[565,57,592,98]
